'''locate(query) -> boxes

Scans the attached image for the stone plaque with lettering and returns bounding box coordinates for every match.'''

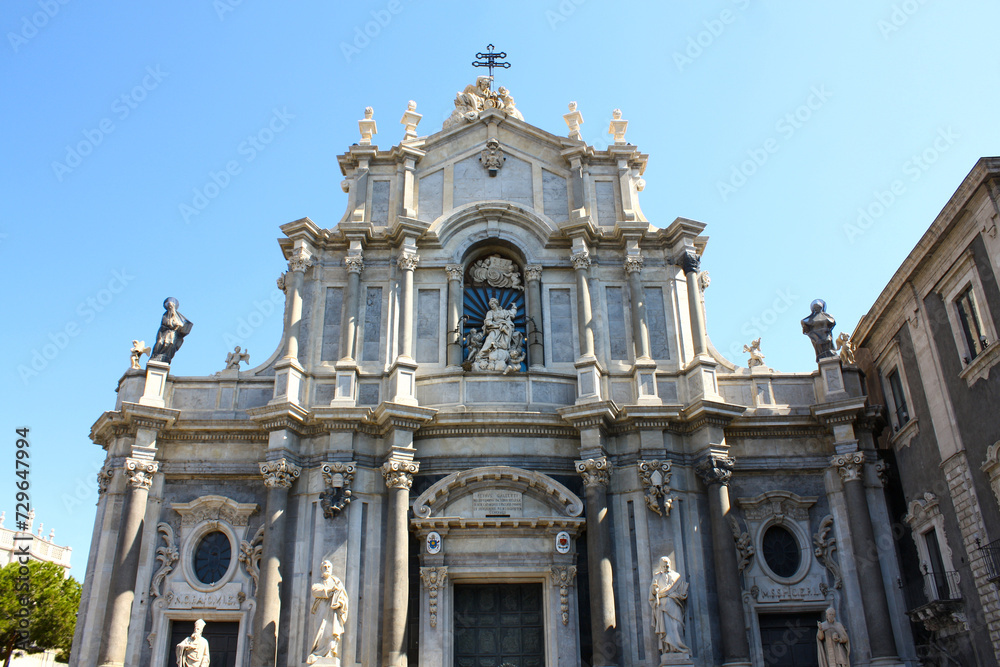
[472,490,523,517]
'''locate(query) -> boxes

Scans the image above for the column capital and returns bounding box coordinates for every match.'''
[398,252,420,271]
[445,264,463,282]
[288,248,315,273]
[524,265,543,282]
[575,457,612,488]
[695,454,734,486]
[345,255,364,274]
[124,458,158,490]
[831,451,865,483]
[681,250,701,275]
[382,460,420,489]
[571,251,591,271]
[624,255,644,274]
[259,458,301,489]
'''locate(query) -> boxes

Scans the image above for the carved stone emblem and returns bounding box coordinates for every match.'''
[320,463,357,519]
[638,460,674,516]
[479,138,505,176]
[469,255,523,290]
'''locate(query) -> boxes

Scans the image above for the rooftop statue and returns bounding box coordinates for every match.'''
[444,77,524,129]
[150,298,193,364]
[802,299,837,362]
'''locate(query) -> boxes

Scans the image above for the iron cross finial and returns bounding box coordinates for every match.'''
[472,44,510,83]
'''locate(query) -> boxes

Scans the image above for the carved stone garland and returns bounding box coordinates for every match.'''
[239,524,265,597]
[420,567,448,628]
[638,460,674,516]
[551,565,577,625]
[728,515,755,574]
[320,462,357,519]
[813,515,843,591]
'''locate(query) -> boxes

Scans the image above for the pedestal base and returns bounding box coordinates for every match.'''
[138,361,170,407]
[331,360,358,406]
[270,357,305,406]
[389,358,419,406]
[575,357,603,404]
[633,358,661,405]
[658,652,695,667]
[306,657,340,667]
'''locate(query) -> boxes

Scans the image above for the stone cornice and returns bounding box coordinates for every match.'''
[810,397,868,426]
[90,403,182,446]
[246,401,310,433]
[681,399,746,430]
[557,401,618,431]
[373,402,437,434]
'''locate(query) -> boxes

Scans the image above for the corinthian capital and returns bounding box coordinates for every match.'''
[260,459,301,489]
[575,457,612,488]
[524,265,543,282]
[571,251,591,271]
[695,454,734,486]
[382,460,420,489]
[445,265,464,282]
[344,255,364,275]
[397,252,420,271]
[624,255,644,274]
[124,458,159,490]
[288,248,314,273]
[832,452,865,484]
[681,250,701,275]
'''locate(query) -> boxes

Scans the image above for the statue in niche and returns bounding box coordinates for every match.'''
[802,299,837,362]
[469,255,524,290]
[649,556,689,655]
[225,345,250,370]
[307,560,349,665]
[466,298,525,374]
[817,607,851,667]
[175,619,210,667]
[150,297,193,364]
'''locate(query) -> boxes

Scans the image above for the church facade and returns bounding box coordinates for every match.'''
[71,80,927,667]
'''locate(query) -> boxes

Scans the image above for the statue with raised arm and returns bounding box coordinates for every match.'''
[817,607,851,667]
[225,345,250,370]
[307,560,349,665]
[649,556,689,655]
[130,339,151,370]
[151,297,194,364]
[802,299,837,362]
[176,619,210,667]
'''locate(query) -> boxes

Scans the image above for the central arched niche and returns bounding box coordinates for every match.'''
[461,240,530,372]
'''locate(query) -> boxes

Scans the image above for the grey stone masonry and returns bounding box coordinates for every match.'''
[942,451,1000,655]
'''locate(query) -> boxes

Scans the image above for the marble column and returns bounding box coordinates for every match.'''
[524,265,544,367]
[682,251,707,357]
[340,254,364,360]
[251,459,301,667]
[624,255,651,360]
[282,249,311,361]
[96,459,158,667]
[446,265,464,367]
[398,252,419,360]
[576,457,617,667]
[695,455,751,666]
[833,452,899,660]
[381,460,420,667]
[572,251,596,358]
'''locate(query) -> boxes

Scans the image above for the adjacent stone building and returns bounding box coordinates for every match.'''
[0,511,72,574]
[853,157,1000,666]
[71,80,930,667]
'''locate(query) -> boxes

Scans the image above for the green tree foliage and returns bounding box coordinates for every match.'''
[0,560,81,666]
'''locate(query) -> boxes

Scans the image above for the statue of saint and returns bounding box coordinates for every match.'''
[175,619,210,667]
[802,299,837,362]
[817,607,851,667]
[467,298,525,374]
[307,560,349,665]
[649,556,689,655]
[151,297,193,364]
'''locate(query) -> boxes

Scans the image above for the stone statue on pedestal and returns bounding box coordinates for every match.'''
[175,619,210,667]
[802,299,837,362]
[151,297,193,364]
[307,560,349,665]
[130,339,151,370]
[466,298,525,374]
[817,607,851,667]
[649,556,689,657]
[225,345,250,370]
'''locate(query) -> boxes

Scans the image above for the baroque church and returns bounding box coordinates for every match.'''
[71,71,936,667]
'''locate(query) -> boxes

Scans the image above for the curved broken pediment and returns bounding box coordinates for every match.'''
[413,466,583,519]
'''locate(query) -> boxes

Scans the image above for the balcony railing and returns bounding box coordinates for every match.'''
[978,539,1000,583]
[899,570,962,611]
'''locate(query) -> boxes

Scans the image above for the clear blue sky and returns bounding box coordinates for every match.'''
[4,1,999,570]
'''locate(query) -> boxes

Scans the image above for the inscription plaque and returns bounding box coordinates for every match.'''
[472,490,523,517]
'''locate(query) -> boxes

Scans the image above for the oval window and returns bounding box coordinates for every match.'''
[761,525,800,578]
[194,531,232,585]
